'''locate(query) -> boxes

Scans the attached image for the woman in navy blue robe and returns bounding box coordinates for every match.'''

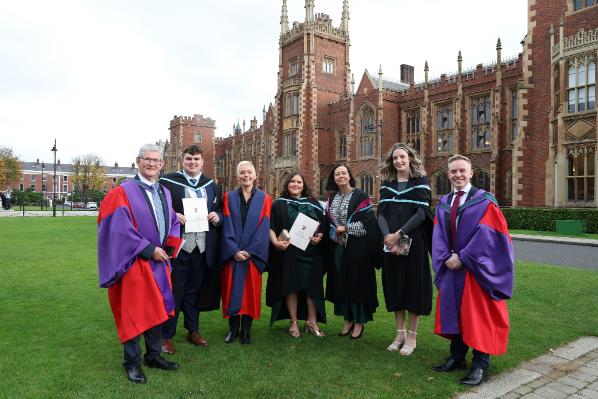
[220,161,271,345]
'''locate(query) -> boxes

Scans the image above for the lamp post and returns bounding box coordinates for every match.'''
[51,139,57,217]
[41,161,45,210]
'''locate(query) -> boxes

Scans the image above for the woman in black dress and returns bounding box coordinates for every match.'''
[325,165,381,339]
[267,173,327,337]
[377,143,433,355]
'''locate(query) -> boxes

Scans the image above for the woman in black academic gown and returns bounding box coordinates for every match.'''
[267,173,327,337]
[377,143,433,356]
[325,164,381,339]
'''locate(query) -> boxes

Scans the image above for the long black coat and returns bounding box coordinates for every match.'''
[159,172,223,311]
[325,188,382,312]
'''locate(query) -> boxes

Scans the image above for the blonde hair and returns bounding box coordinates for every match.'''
[447,154,472,167]
[236,160,256,176]
[381,143,426,180]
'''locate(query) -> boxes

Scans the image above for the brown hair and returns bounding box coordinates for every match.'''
[280,172,312,198]
[182,144,203,157]
[381,142,426,180]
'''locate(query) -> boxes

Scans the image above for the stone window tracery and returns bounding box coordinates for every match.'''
[471,95,491,150]
[358,173,374,197]
[359,106,375,158]
[567,57,596,113]
[472,169,491,192]
[282,130,297,157]
[434,172,451,197]
[567,145,595,206]
[435,103,454,153]
[406,109,421,153]
[337,129,347,160]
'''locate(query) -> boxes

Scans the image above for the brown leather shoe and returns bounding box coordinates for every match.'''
[187,331,208,347]
[161,339,176,354]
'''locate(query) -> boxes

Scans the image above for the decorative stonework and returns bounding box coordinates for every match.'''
[567,143,596,157]
[553,28,598,60]
[565,118,596,141]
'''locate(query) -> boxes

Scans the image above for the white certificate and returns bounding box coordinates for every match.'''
[288,212,320,251]
[182,197,209,232]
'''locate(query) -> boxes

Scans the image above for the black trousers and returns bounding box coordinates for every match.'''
[123,325,161,369]
[162,248,207,339]
[450,334,490,370]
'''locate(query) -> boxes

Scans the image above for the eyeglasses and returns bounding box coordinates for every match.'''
[140,157,163,164]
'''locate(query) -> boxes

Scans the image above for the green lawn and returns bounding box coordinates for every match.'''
[0,217,596,398]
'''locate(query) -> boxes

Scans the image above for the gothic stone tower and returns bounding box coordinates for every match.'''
[273,0,352,192]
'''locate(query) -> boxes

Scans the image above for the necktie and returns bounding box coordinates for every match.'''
[449,191,465,251]
[151,184,166,243]
[189,178,197,185]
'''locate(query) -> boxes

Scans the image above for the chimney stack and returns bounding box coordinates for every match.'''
[400,64,414,85]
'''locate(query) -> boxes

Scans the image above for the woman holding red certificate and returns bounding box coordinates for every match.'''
[325,165,381,340]
[267,173,327,338]
[220,161,272,345]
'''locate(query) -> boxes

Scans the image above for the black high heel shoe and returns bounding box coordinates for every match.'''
[337,322,354,337]
[350,325,364,340]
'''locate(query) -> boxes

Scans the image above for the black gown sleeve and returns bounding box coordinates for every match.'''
[400,207,426,235]
[377,214,391,236]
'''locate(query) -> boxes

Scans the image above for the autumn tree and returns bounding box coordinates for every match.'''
[71,154,106,202]
[0,146,22,190]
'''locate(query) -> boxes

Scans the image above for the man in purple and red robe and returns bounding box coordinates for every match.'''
[431,154,514,387]
[98,144,181,384]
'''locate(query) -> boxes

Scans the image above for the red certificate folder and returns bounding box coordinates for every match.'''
[164,236,185,259]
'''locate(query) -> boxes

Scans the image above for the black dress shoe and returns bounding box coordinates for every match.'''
[144,356,180,371]
[240,329,251,345]
[338,324,354,337]
[431,357,467,372]
[125,365,146,384]
[224,329,238,344]
[459,367,488,386]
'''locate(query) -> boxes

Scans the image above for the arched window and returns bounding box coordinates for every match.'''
[472,170,491,192]
[435,103,454,153]
[471,95,491,150]
[567,146,595,206]
[358,173,374,197]
[359,106,375,158]
[337,129,347,160]
[434,172,451,197]
[505,169,513,202]
[194,131,202,143]
[406,109,421,153]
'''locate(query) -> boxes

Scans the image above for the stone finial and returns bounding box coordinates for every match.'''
[281,0,289,35]
[341,0,349,33]
[496,38,502,65]
[560,16,564,27]
[458,50,462,75]
[305,0,315,23]
[549,24,555,35]
[424,61,429,84]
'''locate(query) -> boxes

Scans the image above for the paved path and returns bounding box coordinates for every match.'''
[456,336,598,399]
[512,239,598,271]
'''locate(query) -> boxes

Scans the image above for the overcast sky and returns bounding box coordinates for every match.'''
[0,0,528,167]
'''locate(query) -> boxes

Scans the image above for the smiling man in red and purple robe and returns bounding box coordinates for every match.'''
[98,143,181,384]
[431,154,514,387]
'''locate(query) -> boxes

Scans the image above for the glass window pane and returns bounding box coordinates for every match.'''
[588,153,595,176]
[568,155,575,176]
[568,178,575,201]
[574,0,583,10]
[568,65,576,87]
[589,0,595,5]
[578,64,586,86]
[577,177,585,202]
[568,89,577,112]
[588,85,596,109]
[578,87,586,112]
[589,62,596,85]
[588,178,595,202]
[577,156,585,175]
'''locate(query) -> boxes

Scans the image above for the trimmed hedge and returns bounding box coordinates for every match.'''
[501,207,598,233]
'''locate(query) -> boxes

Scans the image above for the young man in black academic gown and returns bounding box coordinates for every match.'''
[159,144,223,353]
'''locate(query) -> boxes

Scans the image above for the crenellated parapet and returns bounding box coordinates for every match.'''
[552,28,598,62]
[169,114,216,129]
[281,14,348,46]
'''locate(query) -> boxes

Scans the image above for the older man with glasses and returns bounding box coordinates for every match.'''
[98,143,182,384]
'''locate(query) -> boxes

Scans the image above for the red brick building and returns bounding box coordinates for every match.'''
[167,0,597,207]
